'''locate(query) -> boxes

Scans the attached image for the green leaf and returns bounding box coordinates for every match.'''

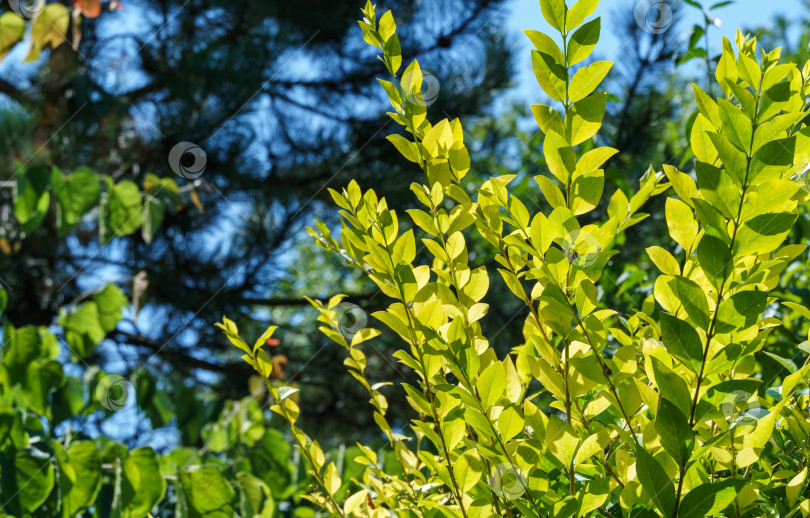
[0,12,26,60]
[696,234,732,290]
[524,31,564,64]
[737,51,761,90]
[107,180,144,238]
[695,161,739,219]
[477,362,505,407]
[696,379,761,422]
[3,327,45,384]
[26,3,69,61]
[61,302,107,358]
[453,450,483,492]
[143,173,182,209]
[384,34,402,74]
[0,407,16,447]
[51,167,101,235]
[716,53,738,98]
[635,447,676,516]
[142,195,165,244]
[237,471,274,518]
[567,92,606,145]
[546,415,579,466]
[567,17,600,66]
[392,229,416,265]
[14,448,56,512]
[52,377,87,426]
[734,212,796,256]
[532,50,567,102]
[535,175,567,209]
[539,284,575,337]
[387,134,421,163]
[660,313,703,374]
[672,276,710,330]
[496,404,525,442]
[378,10,396,43]
[651,357,693,418]
[750,136,795,182]
[787,467,808,507]
[539,0,566,32]
[578,477,610,515]
[180,464,238,516]
[544,131,577,184]
[707,132,746,185]
[56,441,103,517]
[24,358,63,415]
[569,61,612,102]
[655,400,695,467]
[529,212,553,255]
[14,166,51,235]
[693,84,719,127]
[94,284,129,333]
[646,246,680,276]
[744,398,788,449]
[741,179,800,221]
[691,114,718,164]
[783,363,810,397]
[407,208,439,236]
[576,147,618,175]
[665,198,698,253]
[566,0,598,31]
[570,170,604,216]
[717,99,752,153]
[531,104,565,136]
[118,448,167,518]
[762,351,798,374]
[677,479,744,518]
[692,199,728,242]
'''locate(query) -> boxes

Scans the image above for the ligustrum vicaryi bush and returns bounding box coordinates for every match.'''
[220,0,810,515]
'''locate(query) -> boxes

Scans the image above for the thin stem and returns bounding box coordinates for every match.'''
[258,374,345,517]
[689,75,761,427]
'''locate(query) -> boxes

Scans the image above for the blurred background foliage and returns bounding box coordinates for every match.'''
[2,0,810,514]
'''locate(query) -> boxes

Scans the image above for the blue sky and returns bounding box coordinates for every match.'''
[506,0,807,99]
